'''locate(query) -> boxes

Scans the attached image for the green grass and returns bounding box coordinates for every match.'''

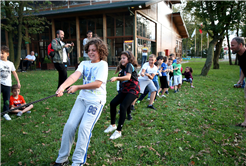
[1,61,246,166]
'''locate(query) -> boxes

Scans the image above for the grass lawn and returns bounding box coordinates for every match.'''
[1,61,246,166]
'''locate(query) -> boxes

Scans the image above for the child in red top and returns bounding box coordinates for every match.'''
[9,84,33,116]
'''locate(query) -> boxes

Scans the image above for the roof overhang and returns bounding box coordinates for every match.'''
[170,12,189,38]
[170,0,181,4]
[31,1,149,17]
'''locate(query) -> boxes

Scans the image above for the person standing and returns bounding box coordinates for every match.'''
[20,51,36,72]
[83,30,93,61]
[141,42,148,67]
[52,30,74,89]
[231,37,246,128]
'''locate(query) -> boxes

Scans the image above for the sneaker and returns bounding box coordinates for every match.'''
[127,114,132,120]
[147,105,156,110]
[109,130,122,140]
[165,91,169,94]
[3,114,11,120]
[53,160,69,166]
[27,111,31,114]
[170,86,174,89]
[104,125,117,133]
[157,93,160,97]
[161,95,166,98]
[191,86,195,88]
[136,100,141,104]
[17,111,23,117]
[174,90,177,93]
[131,105,135,110]
[147,98,150,100]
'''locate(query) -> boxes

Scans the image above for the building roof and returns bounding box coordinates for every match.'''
[170,12,189,38]
[34,1,149,16]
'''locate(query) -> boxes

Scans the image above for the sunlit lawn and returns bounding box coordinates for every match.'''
[1,61,246,165]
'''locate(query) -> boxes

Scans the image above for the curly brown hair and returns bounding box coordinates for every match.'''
[114,51,138,74]
[84,38,108,60]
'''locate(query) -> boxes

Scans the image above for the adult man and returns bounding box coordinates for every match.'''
[231,37,246,127]
[52,30,74,89]
[83,30,93,61]
[20,51,36,72]
[141,42,148,67]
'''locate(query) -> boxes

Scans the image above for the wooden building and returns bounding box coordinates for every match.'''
[1,0,188,68]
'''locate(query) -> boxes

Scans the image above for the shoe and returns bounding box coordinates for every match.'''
[161,95,166,98]
[17,111,23,117]
[147,98,150,100]
[127,114,132,120]
[21,70,26,72]
[174,90,177,93]
[157,93,160,97]
[191,86,195,88]
[170,86,174,89]
[165,91,169,94]
[26,111,31,114]
[131,105,135,110]
[110,130,122,140]
[136,100,140,104]
[3,114,11,120]
[147,105,156,110]
[104,125,117,133]
[53,160,69,166]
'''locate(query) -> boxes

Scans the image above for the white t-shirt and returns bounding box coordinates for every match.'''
[60,41,67,63]
[25,55,36,61]
[0,60,16,87]
[83,38,89,58]
[76,60,108,103]
[138,62,158,81]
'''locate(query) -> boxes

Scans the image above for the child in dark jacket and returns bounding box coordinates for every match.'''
[182,67,194,88]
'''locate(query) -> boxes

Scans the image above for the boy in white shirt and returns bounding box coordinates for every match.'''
[132,54,158,110]
[1,46,21,120]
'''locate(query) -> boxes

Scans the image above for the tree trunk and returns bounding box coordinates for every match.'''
[213,39,223,69]
[226,32,232,65]
[201,38,218,76]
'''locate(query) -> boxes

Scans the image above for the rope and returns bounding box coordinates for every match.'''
[1,91,68,116]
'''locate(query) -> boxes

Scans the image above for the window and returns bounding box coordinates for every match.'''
[137,14,156,40]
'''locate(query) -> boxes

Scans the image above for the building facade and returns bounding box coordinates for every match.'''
[1,0,188,68]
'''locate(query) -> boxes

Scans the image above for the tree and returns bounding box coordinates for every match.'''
[185,1,246,75]
[1,1,50,68]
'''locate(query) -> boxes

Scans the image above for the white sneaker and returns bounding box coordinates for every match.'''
[109,130,122,140]
[157,93,160,97]
[17,111,23,117]
[3,114,11,120]
[147,98,150,100]
[104,125,117,133]
[26,111,31,114]
[161,95,166,98]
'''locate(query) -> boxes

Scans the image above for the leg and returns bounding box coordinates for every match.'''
[138,87,149,101]
[72,100,104,165]
[110,93,126,125]
[55,99,86,164]
[54,63,68,89]
[1,84,11,114]
[146,82,157,105]
[21,104,33,114]
[25,61,32,70]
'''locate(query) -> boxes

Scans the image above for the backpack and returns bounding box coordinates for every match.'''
[47,39,58,59]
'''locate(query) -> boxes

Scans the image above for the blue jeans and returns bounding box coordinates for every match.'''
[141,56,147,67]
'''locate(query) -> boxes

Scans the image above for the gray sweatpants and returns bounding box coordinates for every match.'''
[55,98,104,165]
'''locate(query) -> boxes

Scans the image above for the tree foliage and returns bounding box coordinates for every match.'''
[184,1,246,75]
[1,1,51,68]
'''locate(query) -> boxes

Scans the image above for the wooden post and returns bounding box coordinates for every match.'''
[133,11,137,60]
[5,30,9,47]
[51,19,55,39]
[76,16,80,63]
[103,13,107,43]
[25,27,30,55]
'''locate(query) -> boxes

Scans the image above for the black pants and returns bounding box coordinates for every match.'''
[110,92,137,131]
[54,63,67,89]
[20,60,32,71]
[1,84,11,113]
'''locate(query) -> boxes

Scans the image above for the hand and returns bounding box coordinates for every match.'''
[65,44,71,48]
[237,80,243,85]
[140,73,145,77]
[67,85,78,93]
[71,42,74,47]
[110,77,117,82]
[17,83,21,89]
[56,87,65,97]
[145,73,150,77]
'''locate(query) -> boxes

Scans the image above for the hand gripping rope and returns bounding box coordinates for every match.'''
[1,91,68,116]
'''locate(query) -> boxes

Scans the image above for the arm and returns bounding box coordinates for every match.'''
[12,71,21,88]
[140,69,146,77]
[52,39,71,52]
[145,73,155,80]
[110,73,131,82]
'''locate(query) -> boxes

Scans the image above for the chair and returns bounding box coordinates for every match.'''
[20,58,36,71]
